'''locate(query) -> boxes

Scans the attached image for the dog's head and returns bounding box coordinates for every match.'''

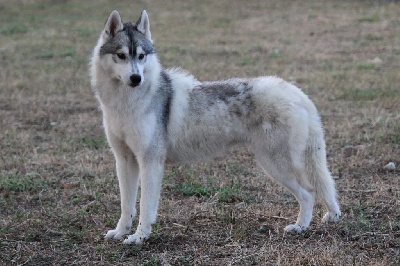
[98,10,155,87]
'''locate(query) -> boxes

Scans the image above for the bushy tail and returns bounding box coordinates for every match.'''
[306,132,340,217]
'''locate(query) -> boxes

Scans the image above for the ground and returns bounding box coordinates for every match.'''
[0,0,399,265]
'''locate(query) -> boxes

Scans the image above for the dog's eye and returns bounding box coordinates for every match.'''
[116,53,126,60]
[138,53,146,60]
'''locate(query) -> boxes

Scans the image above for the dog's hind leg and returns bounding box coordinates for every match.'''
[104,133,140,240]
[255,153,316,234]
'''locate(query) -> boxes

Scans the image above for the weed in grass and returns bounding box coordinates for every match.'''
[0,25,28,35]
[140,257,161,266]
[67,229,86,244]
[308,14,318,20]
[175,181,214,197]
[60,49,75,57]
[80,136,108,150]
[218,184,246,203]
[0,228,14,235]
[12,211,28,223]
[356,63,375,70]
[358,15,380,22]
[269,50,281,58]
[150,222,162,238]
[26,231,42,242]
[36,51,54,59]
[239,57,256,66]
[364,34,384,41]
[104,213,121,228]
[0,173,45,194]
[72,197,81,205]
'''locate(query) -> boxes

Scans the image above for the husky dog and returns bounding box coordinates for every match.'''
[90,10,341,245]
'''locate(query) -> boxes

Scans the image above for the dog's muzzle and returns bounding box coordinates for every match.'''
[130,74,142,87]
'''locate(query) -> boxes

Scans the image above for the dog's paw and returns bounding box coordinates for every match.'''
[123,233,149,245]
[322,211,341,223]
[104,229,128,240]
[284,224,305,234]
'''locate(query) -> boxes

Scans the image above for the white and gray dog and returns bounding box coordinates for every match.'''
[90,10,341,245]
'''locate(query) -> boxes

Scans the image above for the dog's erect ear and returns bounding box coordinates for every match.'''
[136,10,152,42]
[103,10,123,39]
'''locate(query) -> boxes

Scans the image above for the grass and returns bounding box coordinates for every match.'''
[0,25,28,35]
[358,15,380,23]
[338,89,400,101]
[175,181,214,197]
[0,172,45,194]
[0,0,399,265]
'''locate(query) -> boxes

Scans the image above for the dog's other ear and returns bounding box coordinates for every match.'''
[103,10,123,39]
[136,10,152,42]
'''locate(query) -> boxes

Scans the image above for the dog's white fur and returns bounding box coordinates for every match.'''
[90,10,341,245]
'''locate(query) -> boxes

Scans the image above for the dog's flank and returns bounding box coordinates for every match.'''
[159,70,173,131]
[90,9,341,245]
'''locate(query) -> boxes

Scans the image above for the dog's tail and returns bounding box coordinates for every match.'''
[306,129,340,214]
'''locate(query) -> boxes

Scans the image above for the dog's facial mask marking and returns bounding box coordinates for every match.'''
[99,11,155,87]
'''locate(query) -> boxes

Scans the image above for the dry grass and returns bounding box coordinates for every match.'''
[0,0,399,265]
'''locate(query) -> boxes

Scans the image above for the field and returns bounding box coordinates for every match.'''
[0,0,399,265]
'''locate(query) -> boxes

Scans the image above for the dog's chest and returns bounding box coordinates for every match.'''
[102,107,134,140]
[102,105,160,153]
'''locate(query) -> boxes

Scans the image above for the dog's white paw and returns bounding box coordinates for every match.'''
[104,229,128,240]
[284,224,305,234]
[322,211,341,223]
[123,232,149,245]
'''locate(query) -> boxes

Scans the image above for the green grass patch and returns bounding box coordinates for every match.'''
[218,184,246,203]
[81,136,108,150]
[357,63,375,70]
[0,173,45,194]
[308,14,318,20]
[67,228,87,244]
[140,257,161,266]
[0,25,28,35]
[358,15,379,22]
[175,181,214,197]
[175,179,247,203]
[269,51,281,59]
[60,49,75,57]
[239,57,256,66]
[36,49,77,59]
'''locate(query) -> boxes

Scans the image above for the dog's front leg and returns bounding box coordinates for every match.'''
[104,135,140,241]
[123,157,164,245]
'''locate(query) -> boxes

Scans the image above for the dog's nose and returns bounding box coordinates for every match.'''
[130,74,141,87]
